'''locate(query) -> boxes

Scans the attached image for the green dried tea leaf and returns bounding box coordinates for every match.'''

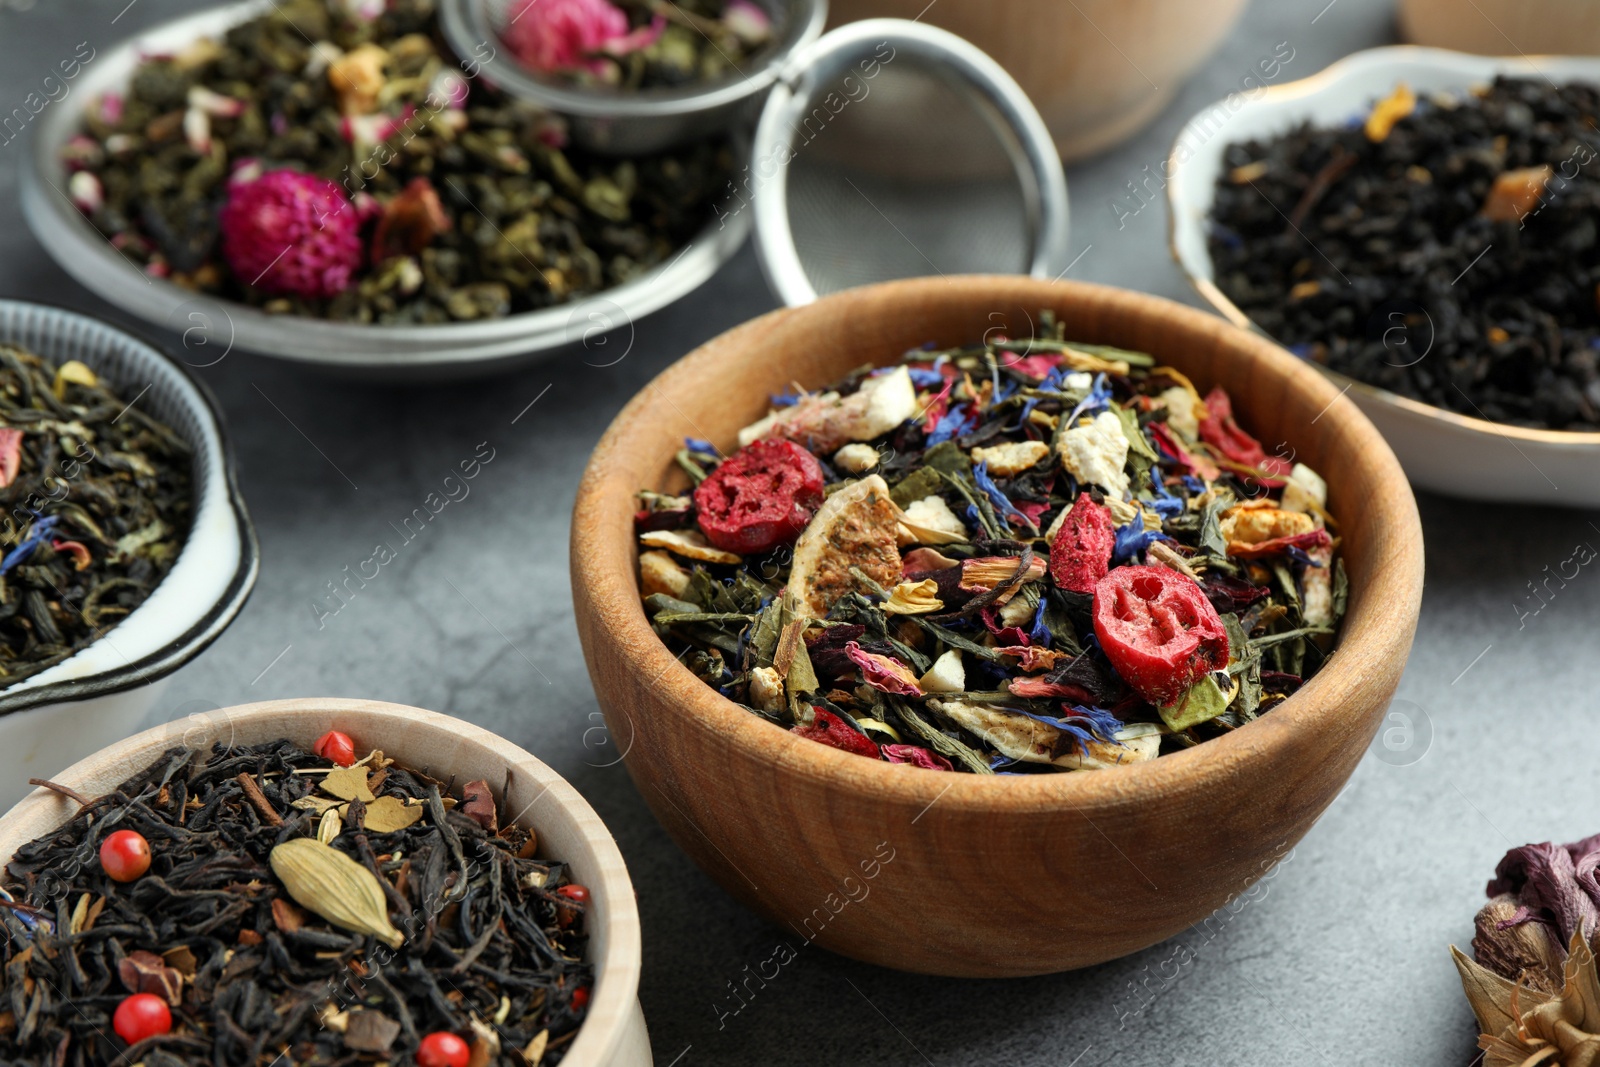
[898,700,993,774]
[1159,673,1232,732]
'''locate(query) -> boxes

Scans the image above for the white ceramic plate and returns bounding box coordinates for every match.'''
[1168,46,1600,506]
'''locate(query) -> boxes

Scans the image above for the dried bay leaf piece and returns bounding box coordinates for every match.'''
[320,765,376,803]
[268,838,403,949]
[363,795,426,834]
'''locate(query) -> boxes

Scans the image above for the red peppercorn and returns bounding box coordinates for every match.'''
[571,985,591,1012]
[113,993,171,1044]
[1092,566,1229,707]
[416,1031,470,1067]
[692,439,825,554]
[313,730,357,767]
[555,883,590,929]
[1048,493,1115,595]
[99,830,151,883]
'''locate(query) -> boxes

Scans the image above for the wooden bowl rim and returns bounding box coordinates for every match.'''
[0,697,640,1067]
[573,276,1424,811]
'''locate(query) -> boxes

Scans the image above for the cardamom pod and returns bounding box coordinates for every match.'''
[268,838,403,948]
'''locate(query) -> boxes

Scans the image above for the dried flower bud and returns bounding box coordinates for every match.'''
[328,43,389,116]
[1473,893,1564,994]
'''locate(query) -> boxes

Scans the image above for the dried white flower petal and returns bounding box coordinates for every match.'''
[897,495,968,546]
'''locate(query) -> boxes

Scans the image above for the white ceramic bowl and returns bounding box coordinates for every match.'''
[0,699,650,1067]
[21,0,749,377]
[1168,47,1600,506]
[0,301,257,809]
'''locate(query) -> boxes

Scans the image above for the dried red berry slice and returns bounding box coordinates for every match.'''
[792,708,881,760]
[1048,493,1115,595]
[1092,565,1229,707]
[693,439,826,554]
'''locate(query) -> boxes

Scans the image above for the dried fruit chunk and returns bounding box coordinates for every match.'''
[1481,165,1552,223]
[1048,493,1115,594]
[693,439,825,554]
[1092,566,1229,707]
[791,708,880,759]
[1058,410,1130,499]
[787,475,902,617]
[737,367,918,454]
[1364,82,1415,142]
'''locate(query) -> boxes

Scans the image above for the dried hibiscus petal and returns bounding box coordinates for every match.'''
[882,744,953,771]
[1049,493,1115,595]
[693,439,825,554]
[1092,565,1229,707]
[791,708,880,760]
[1198,386,1291,477]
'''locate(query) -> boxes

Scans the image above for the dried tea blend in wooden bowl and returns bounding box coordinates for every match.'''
[631,315,1348,774]
[572,276,1423,976]
[63,0,732,325]
[0,699,648,1067]
[0,344,191,688]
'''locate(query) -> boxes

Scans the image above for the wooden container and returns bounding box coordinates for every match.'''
[1400,0,1600,55]
[827,0,1250,160]
[571,277,1425,978]
[0,699,651,1067]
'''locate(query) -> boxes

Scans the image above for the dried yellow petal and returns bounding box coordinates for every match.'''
[1365,83,1415,142]
[268,838,404,949]
[51,360,97,399]
[880,579,943,615]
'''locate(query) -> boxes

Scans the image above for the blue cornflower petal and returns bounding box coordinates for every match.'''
[927,406,976,446]
[1062,373,1112,429]
[1180,475,1206,495]
[1028,596,1051,645]
[973,461,1036,532]
[1111,514,1171,564]
[908,367,945,388]
[684,437,717,455]
[1,514,59,576]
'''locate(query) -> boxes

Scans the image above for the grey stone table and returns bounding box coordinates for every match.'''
[0,0,1578,1063]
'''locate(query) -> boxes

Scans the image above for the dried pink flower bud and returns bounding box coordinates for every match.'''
[724,0,772,46]
[218,170,363,299]
[503,0,655,74]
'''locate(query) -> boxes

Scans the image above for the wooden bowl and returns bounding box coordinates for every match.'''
[827,0,1250,160]
[0,698,650,1067]
[1400,0,1600,54]
[571,277,1424,977]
